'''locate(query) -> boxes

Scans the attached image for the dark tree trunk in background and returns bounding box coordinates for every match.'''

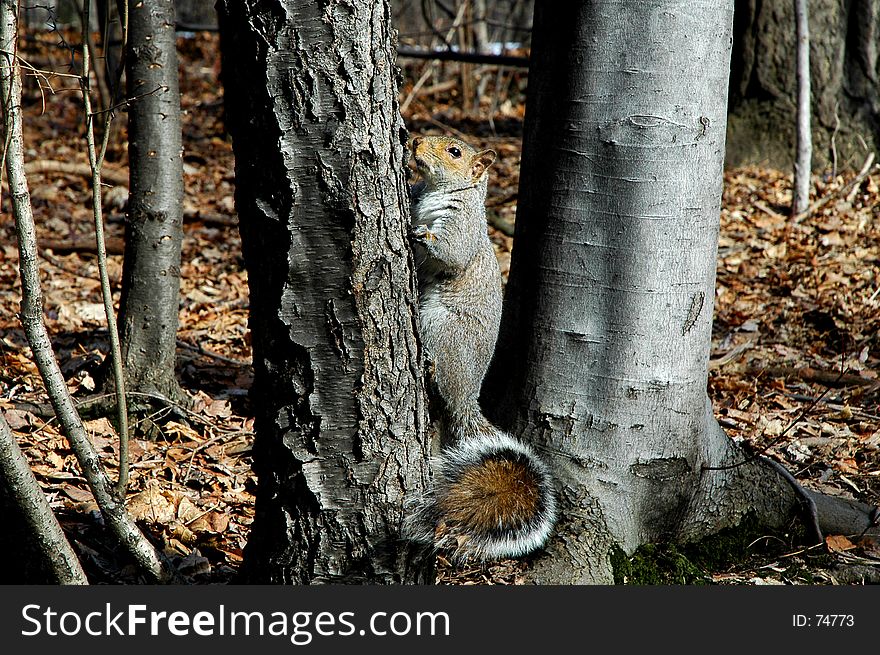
[95,0,124,104]
[727,0,880,170]
[176,0,217,29]
[217,0,432,584]
[116,0,186,406]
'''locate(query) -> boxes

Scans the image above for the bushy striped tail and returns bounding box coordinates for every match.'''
[404,429,557,561]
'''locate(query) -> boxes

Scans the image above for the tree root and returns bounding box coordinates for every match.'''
[759,456,823,544]
[760,455,880,544]
[808,490,880,539]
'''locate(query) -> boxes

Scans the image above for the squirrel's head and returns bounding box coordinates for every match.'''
[412,135,496,190]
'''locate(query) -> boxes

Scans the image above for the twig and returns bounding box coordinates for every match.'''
[79,0,130,496]
[745,365,876,388]
[708,339,755,370]
[38,248,109,283]
[176,339,251,366]
[397,47,529,68]
[183,504,220,528]
[424,116,469,140]
[23,159,128,185]
[41,235,125,255]
[401,64,438,114]
[80,390,237,433]
[88,83,164,116]
[14,387,244,434]
[782,393,880,422]
[182,432,245,482]
[400,3,468,114]
[796,153,876,220]
[753,200,786,221]
[412,79,457,98]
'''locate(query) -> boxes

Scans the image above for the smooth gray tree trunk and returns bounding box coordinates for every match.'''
[793,0,813,213]
[217,0,432,584]
[484,0,880,585]
[484,0,801,584]
[117,0,186,405]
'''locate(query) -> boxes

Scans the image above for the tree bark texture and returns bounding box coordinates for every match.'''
[727,0,880,170]
[484,0,797,584]
[117,0,186,402]
[0,476,57,583]
[218,0,431,584]
[0,416,87,584]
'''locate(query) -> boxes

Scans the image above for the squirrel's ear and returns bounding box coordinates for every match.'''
[470,149,496,182]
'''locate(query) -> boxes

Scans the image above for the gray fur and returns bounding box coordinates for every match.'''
[404,137,557,561]
[411,174,503,443]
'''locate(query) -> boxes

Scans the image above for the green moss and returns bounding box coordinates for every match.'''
[611,543,709,585]
[611,513,805,585]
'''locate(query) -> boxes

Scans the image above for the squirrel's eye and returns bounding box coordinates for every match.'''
[446,146,462,158]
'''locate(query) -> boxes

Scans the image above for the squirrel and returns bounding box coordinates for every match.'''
[404,135,557,561]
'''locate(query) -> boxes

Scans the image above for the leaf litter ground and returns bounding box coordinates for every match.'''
[0,32,878,585]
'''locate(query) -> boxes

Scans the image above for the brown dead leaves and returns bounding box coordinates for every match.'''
[712,166,880,507]
[2,32,878,584]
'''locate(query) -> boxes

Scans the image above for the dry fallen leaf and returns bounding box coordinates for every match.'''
[189,511,229,535]
[46,451,64,471]
[62,485,94,503]
[128,480,176,524]
[2,408,35,430]
[176,496,203,523]
[825,534,857,553]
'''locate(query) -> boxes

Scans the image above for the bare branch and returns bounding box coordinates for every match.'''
[792,0,812,216]
[397,46,529,68]
[78,0,130,495]
[24,159,128,185]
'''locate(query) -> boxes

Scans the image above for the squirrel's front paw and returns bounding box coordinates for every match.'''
[411,224,437,243]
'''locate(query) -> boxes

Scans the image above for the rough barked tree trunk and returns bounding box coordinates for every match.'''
[484,0,877,584]
[218,0,432,584]
[727,0,880,170]
[116,0,186,405]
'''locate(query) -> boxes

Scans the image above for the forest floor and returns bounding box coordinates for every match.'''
[1,33,878,585]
